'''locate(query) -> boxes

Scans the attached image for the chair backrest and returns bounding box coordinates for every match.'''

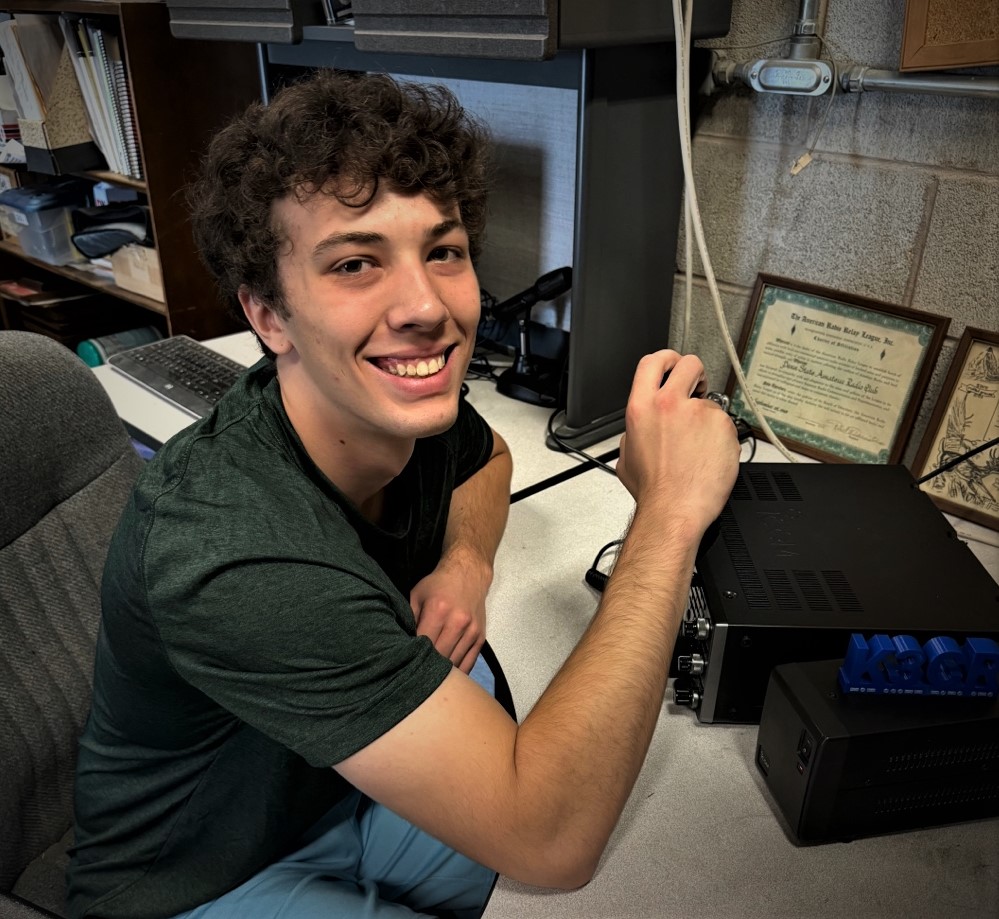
[0,331,143,892]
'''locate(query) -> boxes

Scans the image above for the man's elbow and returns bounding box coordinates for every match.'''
[545,857,600,892]
[503,838,602,890]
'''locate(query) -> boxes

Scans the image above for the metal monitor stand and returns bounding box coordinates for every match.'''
[555,43,681,450]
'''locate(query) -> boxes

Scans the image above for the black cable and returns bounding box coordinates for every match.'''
[585,538,623,592]
[510,446,621,504]
[546,409,619,475]
[913,434,999,486]
[543,400,759,590]
[581,426,757,591]
[466,349,503,384]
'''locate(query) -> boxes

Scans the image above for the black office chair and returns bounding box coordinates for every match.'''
[0,331,144,918]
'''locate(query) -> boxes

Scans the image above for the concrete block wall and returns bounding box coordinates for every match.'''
[678,0,999,468]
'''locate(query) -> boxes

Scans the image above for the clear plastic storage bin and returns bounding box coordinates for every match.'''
[0,180,90,266]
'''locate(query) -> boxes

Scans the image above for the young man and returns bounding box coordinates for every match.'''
[68,70,740,919]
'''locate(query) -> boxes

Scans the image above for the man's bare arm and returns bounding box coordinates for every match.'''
[340,352,739,889]
[411,428,512,671]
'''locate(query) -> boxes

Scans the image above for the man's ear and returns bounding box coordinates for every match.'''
[239,286,293,356]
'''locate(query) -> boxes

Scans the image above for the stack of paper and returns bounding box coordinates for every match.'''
[0,17,51,124]
[0,74,25,164]
[58,14,142,180]
[0,13,134,175]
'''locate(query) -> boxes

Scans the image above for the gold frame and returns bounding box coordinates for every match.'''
[726,275,949,465]
[912,327,999,531]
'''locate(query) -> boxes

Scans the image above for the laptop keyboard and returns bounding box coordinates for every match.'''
[107,335,245,418]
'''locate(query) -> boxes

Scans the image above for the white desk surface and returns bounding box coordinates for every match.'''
[94,332,999,918]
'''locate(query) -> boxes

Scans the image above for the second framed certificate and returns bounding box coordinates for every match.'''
[726,276,949,464]
[911,327,999,531]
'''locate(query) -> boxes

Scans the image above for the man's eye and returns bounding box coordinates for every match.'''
[334,258,373,275]
[428,246,461,262]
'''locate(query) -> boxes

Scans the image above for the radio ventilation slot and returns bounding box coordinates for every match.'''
[762,569,836,612]
[793,570,832,611]
[687,578,709,618]
[773,470,803,501]
[731,477,752,501]
[874,782,999,816]
[881,742,999,777]
[719,507,769,608]
[822,570,863,612]
[764,569,800,611]
[747,470,777,501]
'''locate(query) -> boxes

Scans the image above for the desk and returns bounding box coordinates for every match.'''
[93,333,999,919]
[483,447,998,919]
[91,333,264,452]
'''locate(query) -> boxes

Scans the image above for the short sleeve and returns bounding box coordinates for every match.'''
[447,396,494,487]
[149,533,452,768]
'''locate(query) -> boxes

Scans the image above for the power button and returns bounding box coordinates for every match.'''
[797,730,814,766]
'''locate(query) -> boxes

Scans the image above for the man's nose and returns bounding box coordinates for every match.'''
[386,264,450,330]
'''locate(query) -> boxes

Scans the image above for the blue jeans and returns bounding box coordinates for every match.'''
[172,656,498,918]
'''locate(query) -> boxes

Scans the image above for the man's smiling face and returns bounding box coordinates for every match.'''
[256,185,481,449]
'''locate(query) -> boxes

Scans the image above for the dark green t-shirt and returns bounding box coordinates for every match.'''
[67,361,493,919]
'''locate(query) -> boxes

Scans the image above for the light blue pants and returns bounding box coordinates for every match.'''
[172,656,498,918]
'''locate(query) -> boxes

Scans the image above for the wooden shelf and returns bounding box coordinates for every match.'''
[4,0,125,15]
[0,2,260,341]
[0,238,167,314]
[80,169,148,193]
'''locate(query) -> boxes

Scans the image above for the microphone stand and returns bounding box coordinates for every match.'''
[490,267,572,408]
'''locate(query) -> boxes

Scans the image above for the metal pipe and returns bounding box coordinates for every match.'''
[789,0,821,60]
[712,1,999,103]
[841,66,999,99]
[787,34,820,61]
[793,0,821,38]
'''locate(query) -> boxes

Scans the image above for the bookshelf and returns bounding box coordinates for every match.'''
[0,0,260,341]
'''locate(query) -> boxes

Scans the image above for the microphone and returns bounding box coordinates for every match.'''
[493,267,573,408]
[491,266,572,321]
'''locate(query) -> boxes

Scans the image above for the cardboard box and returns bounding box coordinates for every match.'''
[111,244,164,302]
[0,206,21,243]
[0,165,20,193]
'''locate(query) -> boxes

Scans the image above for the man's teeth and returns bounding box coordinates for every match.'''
[385,354,447,377]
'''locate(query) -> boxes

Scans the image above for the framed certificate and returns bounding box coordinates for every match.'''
[911,327,999,531]
[726,275,949,464]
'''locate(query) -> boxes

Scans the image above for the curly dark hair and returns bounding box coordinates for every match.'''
[189,69,492,325]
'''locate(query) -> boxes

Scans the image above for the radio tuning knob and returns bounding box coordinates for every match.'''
[673,685,702,708]
[677,653,707,676]
[681,617,711,640]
